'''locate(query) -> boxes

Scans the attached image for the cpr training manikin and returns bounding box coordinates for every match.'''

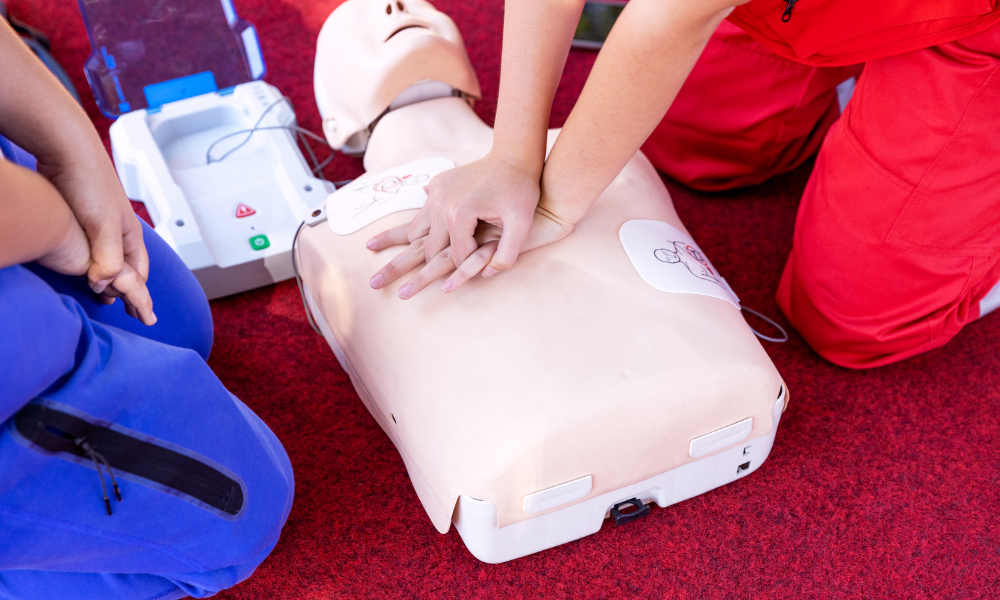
[298,0,788,563]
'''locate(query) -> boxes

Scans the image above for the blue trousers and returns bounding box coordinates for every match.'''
[0,221,294,599]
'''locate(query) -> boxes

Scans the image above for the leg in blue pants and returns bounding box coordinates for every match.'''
[23,219,214,361]
[0,223,294,599]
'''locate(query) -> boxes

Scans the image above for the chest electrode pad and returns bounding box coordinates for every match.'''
[619,219,740,309]
[326,156,454,235]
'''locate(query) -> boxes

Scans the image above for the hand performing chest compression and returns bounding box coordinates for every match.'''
[355,0,736,299]
[365,152,573,298]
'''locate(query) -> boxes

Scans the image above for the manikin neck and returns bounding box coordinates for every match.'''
[363,95,494,173]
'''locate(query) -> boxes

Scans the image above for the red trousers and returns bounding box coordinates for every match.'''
[643,21,1000,369]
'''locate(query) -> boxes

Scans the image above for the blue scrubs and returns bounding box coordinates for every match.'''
[23,219,214,361]
[0,221,294,599]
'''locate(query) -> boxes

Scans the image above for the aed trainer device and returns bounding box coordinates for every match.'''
[77,0,334,299]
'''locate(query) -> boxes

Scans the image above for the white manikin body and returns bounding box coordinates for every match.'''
[300,0,788,563]
[111,81,333,299]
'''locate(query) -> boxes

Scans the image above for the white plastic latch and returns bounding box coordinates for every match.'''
[689,417,753,458]
[522,476,593,514]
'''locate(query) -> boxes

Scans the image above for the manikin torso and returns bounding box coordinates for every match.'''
[297,92,784,534]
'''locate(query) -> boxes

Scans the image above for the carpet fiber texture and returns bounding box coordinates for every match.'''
[8,0,1000,597]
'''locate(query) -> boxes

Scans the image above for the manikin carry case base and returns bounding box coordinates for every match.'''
[302,284,787,563]
[294,141,788,564]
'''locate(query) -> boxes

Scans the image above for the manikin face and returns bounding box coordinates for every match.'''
[315,0,482,152]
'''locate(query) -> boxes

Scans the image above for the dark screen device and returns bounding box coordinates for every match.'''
[572,1,626,50]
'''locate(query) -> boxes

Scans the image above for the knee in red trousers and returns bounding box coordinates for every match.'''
[642,21,860,191]
[777,25,1000,368]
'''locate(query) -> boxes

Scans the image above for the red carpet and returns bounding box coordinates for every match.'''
[10,1,1000,597]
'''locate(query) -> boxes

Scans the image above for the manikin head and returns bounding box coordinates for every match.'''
[314,0,482,154]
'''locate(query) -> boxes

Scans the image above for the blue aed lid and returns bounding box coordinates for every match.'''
[76,0,266,118]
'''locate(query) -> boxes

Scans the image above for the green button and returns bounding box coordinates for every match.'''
[249,234,270,251]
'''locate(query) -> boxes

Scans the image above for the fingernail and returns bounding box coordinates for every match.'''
[441,280,454,293]
[482,267,498,278]
[366,238,377,250]
[369,273,383,288]
[92,279,111,293]
[398,284,412,299]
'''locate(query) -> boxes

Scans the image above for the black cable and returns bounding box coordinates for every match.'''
[741,305,789,343]
[311,148,336,175]
[204,96,336,179]
[206,125,334,171]
[291,220,324,337]
[297,128,321,173]
[205,95,293,164]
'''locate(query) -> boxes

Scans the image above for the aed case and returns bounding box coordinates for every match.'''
[77,0,333,299]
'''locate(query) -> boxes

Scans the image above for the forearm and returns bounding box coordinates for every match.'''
[491,0,585,175]
[541,0,737,223]
[0,19,106,171]
[0,160,80,269]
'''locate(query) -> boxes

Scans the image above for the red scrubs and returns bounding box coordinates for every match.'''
[643,10,1000,368]
[641,21,860,191]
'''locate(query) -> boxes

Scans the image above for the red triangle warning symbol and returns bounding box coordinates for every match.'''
[235,203,256,218]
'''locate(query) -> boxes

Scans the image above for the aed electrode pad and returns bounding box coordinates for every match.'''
[619,219,740,309]
[327,156,455,235]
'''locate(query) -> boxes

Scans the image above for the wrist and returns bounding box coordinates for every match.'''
[538,174,590,227]
[535,200,576,229]
[0,161,81,268]
[488,143,544,177]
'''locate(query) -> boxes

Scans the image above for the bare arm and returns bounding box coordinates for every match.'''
[0,19,96,173]
[541,0,738,222]
[369,0,740,298]
[0,159,154,321]
[0,159,89,272]
[0,19,155,323]
[490,0,586,175]
[0,18,149,301]
[371,0,585,295]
